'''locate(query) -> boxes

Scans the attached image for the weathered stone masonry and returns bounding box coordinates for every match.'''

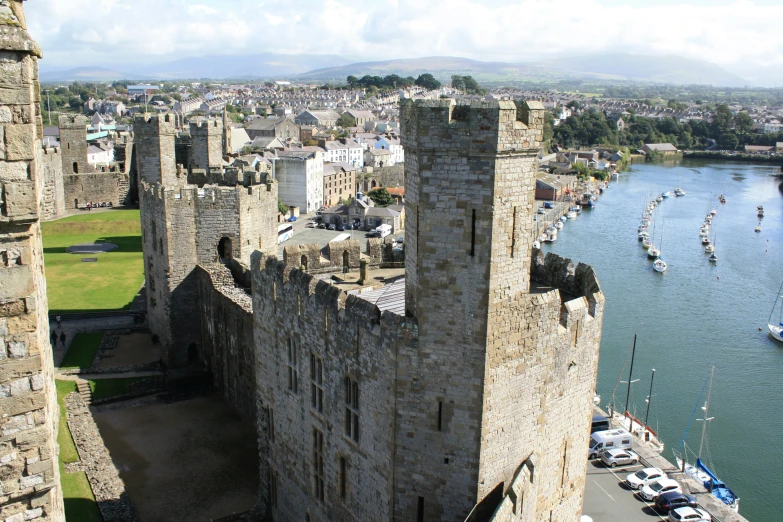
[0,2,64,521]
[246,99,604,522]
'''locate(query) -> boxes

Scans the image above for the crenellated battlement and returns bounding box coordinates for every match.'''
[58,113,88,129]
[531,249,604,320]
[134,113,177,136]
[400,98,545,154]
[189,118,222,135]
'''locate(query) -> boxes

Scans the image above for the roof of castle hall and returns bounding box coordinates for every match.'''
[352,278,405,315]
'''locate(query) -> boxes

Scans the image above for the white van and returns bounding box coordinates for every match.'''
[375,224,392,238]
[588,429,632,459]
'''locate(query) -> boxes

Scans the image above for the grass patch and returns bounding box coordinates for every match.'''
[59,332,103,370]
[55,379,103,522]
[88,376,154,401]
[42,210,144,313]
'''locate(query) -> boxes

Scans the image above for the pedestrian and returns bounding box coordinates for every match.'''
[59,331,66,346]
[56,314,61,327]
[50,331,57,346]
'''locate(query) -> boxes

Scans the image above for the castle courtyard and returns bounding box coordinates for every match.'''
[92,394,258,521]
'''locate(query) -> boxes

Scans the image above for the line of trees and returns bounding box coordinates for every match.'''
[346,73,443,92]
[450,75,485,95]
[551,103,778,151]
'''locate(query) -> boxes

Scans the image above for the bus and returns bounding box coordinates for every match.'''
[278,223,294,244]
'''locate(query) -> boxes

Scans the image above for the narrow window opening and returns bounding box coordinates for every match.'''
[73,161,79,173]
[344,377,359,442]
[561,440,569,486]
[287,339,298,393]
[339,456,347,499]
[270,470,278,507]
[470,209,476,256]
[312,428,325,502]
[437,401,443,432]
[310,353,323,414]
[417,496,425,522]
[444,456,449,465]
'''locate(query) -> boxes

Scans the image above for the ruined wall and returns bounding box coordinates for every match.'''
[251,253,405,522]
[58,114,91,176]
[39,146,63,219]
[359,164,404,192]
[63,171,129,208]
[196,263,255,422]
[282,240,361,275]
[0,2,64,520]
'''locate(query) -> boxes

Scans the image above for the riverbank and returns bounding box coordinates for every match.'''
[684,150,783,165]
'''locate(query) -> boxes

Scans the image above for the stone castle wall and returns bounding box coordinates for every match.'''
[196,263,255,422]
[39,147,64,220]
[0,2,64,520]
[189,119,223,170]
[251,252,407,522]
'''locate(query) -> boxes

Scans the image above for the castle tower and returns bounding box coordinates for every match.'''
[134,113,178,185]
[0,1,65,520]
[396,99,601,520]
[189,118,223,170]
[58,114,91,174]
[222,106,232,156]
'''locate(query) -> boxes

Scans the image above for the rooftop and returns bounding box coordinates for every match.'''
[352,278,405,315]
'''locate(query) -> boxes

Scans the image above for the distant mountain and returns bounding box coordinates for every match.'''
[297,56,551,82]
[40,53,352,82]
[40,67,139,82]
[531,54,749,87]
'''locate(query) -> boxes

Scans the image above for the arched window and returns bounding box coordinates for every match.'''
[343,250,350,268]
[217,237,232,262]
[300,255,308,271]
[72,162,79,174]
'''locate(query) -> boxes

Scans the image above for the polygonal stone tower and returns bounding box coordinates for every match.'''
[58,114,91,175]
[397,99,603,521]
[0,1,65,520]
[189,118,223,170]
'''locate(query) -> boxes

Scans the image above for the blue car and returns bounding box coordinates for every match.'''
[287,216,297,222]
[654,491,697,514]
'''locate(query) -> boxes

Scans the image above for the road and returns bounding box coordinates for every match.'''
[583,459,668,522]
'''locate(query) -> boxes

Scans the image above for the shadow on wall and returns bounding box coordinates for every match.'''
[43,236,143,255]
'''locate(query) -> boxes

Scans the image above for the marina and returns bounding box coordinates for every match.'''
[541,159,783,521]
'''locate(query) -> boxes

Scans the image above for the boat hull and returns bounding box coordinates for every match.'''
[769,323,783,343]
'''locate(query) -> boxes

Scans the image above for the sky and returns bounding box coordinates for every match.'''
[25,0,783,85]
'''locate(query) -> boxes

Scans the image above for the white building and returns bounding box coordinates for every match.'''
[345,138,364,168]
[274,150,324,213]
[374,134,404,164]
[87,144,113,166]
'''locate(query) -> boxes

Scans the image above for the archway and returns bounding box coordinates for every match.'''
[342,250,350,269]
[301,255,308,271]
[217,237,232,262]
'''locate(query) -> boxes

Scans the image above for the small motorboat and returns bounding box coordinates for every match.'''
[638,231,649,241]
[709,253,718,263]
[559,216,567,223]
[655,195,663,203]
[555,220,564,229]
[710,208,717,216]
[699,229,709,238]
[661,191,671,199]
[674,188,685,196]
[567,211,577,219]
[653,258,667,272]
[758,206,764,218]
[755,224,762,233]
[705,244,715,254]
[642,237,652,249]
[719,194,725,203]
[545,232,557,243]
[647,246,660,259]
[702,237,711,245]
[533,240,541,249]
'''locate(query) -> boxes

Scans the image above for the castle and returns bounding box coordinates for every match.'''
[0,2,604,519]
[139,98,605,521]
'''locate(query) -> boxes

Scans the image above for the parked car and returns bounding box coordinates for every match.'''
[317,223,327,229]
[336,224,345,231]
[537,207,547,214]
[640,478,682,501]
[287,216,297,222]
[600,448,639,468]
[626,467,666,490]
[654,492,698,514]
[327,224,336,231]
[667,506,711,522]
[306,222,316,228]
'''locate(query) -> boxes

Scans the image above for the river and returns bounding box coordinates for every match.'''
[540,159,782,521]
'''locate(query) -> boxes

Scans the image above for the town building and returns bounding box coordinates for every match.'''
[246,117,300,141]
[322,162,358,207]
[274,149,324,213]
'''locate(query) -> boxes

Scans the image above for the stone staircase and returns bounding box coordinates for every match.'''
[76,380,92,405]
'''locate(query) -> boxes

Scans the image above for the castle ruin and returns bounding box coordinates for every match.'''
[0,1,65,520]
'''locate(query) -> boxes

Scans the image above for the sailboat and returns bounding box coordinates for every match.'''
[674,366,740,512]
[653,220,667,272]
[709,234,718,263]
[767,280,783,343]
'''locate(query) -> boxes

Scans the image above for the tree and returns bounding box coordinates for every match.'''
[367,188,394,207]
[346,75,359,89]
[415,73,441,90]
[718,132,739,150]
[733,111,754,134]
[336,112,356,128]
[277,200,288,215]
[711,103,733,135]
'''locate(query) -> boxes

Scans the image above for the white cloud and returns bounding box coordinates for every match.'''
[23,0,783,82]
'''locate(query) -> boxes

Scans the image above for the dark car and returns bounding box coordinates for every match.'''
[328,224,336,231]
[335,224,345,231]
[317,223,327,229]
[655,492,697,514]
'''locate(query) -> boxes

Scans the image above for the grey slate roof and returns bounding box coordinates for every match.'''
[352,278,405,315]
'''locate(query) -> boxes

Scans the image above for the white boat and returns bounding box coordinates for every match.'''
[537,234,546,243]
[709,253,718,263]
[566,211,577,219]
[674,367,740,512]
[710,208,717,216]
[554,220,564,229]
[701,237,710,245]
[532,240,541,249]
[757,205,764,218]
[705,244,714,253]
[755,224,762,233]
[638,232,649,241]
[653,258,667,272]
[545,232,557,243]
[674,188,685,196]
[642,238,652,249]
[655,195,663,203]
[699,229,709,238]
[661,191,671,199]
[767,281,783,343]
[647,246,659,259]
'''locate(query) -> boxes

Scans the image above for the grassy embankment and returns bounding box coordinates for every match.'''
[41,210,144,314]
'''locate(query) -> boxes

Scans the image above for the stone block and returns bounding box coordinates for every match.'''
[0,452,15,464]
[5,513,23,522]
[4,124,34,161]
[24,459,49,475]
[0,265,33,300]
[0,357,39,382]
[7,342,25,358]
[0,393,44,417]
[29,490,49,508]
[0,160,26,180]
[18,474,42,488]
[0,385,9,397]
[2,180,36,218]
[0,300,24,317]
[28,374,41,391]
[22,509,41,521]
[9,377,30,396]
[0,106,11,123]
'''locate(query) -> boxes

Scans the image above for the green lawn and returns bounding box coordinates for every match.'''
[59,333,104,370]
[42,210,144,314]
[88,376,155,401]
[55,380,103,522]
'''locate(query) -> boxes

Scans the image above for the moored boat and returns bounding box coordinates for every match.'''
[767,281,783,343]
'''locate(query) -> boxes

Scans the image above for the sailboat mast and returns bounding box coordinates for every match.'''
[644,368,656,431]
[698,365,715,459]
[624,333,637,424]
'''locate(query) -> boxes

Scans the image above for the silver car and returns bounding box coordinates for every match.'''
[600,448,639,468]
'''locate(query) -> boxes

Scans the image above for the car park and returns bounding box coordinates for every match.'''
[667,506,711,521]
[599,448,639,468]
[654,492,698,514]
[626,467,666,490]
[640,478,682,501]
